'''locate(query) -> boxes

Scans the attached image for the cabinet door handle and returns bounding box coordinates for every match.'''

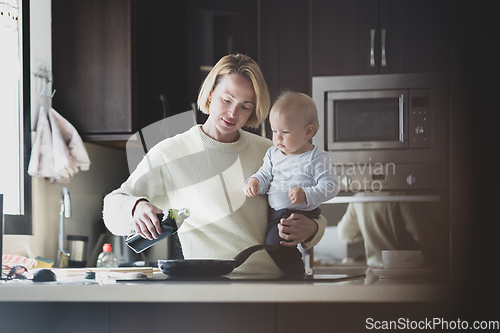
[159,94,169,118]
[399,94,404,142]
[370,29,376,67]
[381,28,387,67]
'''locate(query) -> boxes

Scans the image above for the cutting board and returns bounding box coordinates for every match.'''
[51,267,157,278]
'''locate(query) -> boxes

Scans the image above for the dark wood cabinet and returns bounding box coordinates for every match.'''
[185,0,311,105]
[52,0,133,138]
[53,0,260,142]
[52,0,189,143]
[258,0,311,138]
[52,0,453,144]
[312,0,377,76]
[185,0,259,125]
[312,0,450,76]
[379,0,449,74]
[260,0,310,100]
[133,1,189,131]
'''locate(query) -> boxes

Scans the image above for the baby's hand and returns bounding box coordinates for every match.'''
[288,187,306,204]
[244,178,260,197]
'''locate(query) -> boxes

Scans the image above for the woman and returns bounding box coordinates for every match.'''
[103,54,326,275]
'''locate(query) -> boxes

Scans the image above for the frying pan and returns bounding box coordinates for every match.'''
[158,244,279,276]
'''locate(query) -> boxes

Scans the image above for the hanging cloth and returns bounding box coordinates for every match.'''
[28,95,90,183]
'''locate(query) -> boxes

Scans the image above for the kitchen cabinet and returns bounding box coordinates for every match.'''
[259,0,310,100]
[312,0,450,76]
[52,0,189,143]
[52,0,266,142]
[51,0,452,143]
[0,278,452,332]
[185,0,258,125]
[0,301,452,333]
[257,0,311,138]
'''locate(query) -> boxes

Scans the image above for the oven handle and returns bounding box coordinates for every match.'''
[325,195,440,204]
[399,94,404,142]
[370,29,376,67]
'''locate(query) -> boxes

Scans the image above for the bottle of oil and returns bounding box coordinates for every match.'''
[125,208,190,253]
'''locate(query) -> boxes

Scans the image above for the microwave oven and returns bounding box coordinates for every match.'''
[312,73,448,166]
[312,73,448,191]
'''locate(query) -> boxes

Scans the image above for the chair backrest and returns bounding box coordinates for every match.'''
[125,110,197,174]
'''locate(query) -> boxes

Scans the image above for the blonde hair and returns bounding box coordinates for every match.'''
[197,54,270,129]
[270,91,320,135]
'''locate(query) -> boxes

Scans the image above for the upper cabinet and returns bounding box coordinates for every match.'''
[52,0,259,142]
[51,0,453,144]
[259,0,310,100]
[52,0,133,139]
[52,0,189,143]
[312,0,450,76]
[185,0,258,125]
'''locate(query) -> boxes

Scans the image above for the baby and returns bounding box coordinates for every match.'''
[244,91,338,275]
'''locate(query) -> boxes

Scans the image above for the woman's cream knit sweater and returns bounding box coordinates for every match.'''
[103,125,326,274]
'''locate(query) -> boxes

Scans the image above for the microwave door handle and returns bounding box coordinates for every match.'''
[381,28,387,67]
[399,94,404,142]
[370,29,376,67]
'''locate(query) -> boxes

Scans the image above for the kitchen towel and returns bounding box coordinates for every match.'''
[28,96,90,183]
[2,254,38,269]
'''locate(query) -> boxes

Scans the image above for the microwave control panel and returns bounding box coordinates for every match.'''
[408,89,431,148]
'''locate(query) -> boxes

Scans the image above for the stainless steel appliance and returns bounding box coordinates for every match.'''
[113,235,144,266]
[312,74,450,269]
[312,73,448,193]
[67,235,88,267]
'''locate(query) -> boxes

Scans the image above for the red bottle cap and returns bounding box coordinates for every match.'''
[103,243,112,252]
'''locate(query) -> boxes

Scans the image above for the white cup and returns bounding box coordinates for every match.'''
[382,250,424,269]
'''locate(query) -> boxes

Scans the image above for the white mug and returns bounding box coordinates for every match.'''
[382,250,424,269]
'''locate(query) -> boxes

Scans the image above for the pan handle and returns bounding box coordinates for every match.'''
[233,244,279,268]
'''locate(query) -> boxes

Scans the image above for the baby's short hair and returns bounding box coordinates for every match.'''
[270,91,319,135]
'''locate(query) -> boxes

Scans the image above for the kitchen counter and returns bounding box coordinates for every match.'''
[0,268,450,303]
[0,268,455,333]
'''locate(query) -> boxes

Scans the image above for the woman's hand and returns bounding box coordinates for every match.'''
[278,213,318,246]
[244,177,260,197]
[132,200,163,240]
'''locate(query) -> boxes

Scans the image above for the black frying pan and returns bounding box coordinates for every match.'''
[158,244,279,276]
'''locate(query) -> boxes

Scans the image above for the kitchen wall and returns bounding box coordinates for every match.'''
[4,144,130,264]
[3,0,131,266]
